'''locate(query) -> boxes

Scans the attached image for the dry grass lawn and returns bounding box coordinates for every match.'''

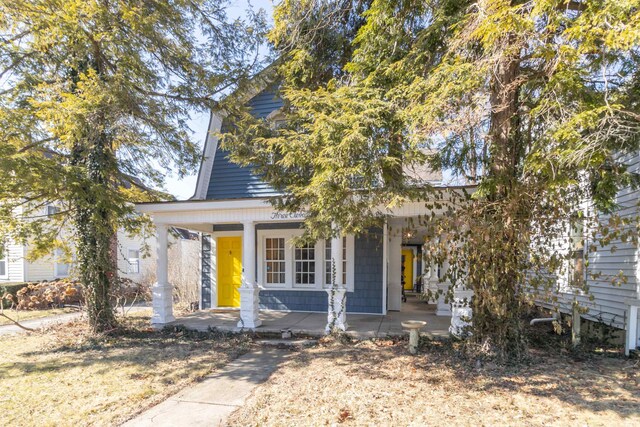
[0,307,76,325]
[0,311,252,427]
[228,338,640,427]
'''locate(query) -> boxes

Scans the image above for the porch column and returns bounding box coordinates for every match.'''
[388,229,402,311]
[326,232,348,333]
[435,273,453,317]
[152,224,175,325]
[449,287,473,337]
[238,221,262,329]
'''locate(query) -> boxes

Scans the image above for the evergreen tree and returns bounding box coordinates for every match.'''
[224,0,640,359]
[0,0,266,332]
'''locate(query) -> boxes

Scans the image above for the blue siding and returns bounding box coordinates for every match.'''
[245,89,285,119]
[347,230,384,313]
[260,290,328,312]
[201,235,212,309]
[259,230,384,314]
[206,89,284,200]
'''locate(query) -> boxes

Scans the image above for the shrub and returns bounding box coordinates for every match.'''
[14,280,84,310]
[1,283,28,309]
[111,277,150,306]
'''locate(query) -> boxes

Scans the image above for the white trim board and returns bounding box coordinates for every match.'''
[193,113,223,200]
[401,246,418,288]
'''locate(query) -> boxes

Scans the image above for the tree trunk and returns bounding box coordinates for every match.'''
[71,123,118,333]
[469,39,527,359]
[383,133,403,189]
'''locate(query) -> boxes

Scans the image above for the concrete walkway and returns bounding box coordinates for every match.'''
[0,305,149,336]
[122,348,290,427]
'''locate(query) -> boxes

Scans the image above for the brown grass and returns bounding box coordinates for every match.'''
[227,338,640,427]
[0,307,76,326]
[0,311,252,427]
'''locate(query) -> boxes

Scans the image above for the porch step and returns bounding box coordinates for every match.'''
[256,338,318,349]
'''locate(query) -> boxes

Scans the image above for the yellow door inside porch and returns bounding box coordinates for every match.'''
[401,249,414,291]
[217,237,242,307]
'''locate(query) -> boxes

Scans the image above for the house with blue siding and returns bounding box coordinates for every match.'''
[136,80,640,353]
[136,81,458,334]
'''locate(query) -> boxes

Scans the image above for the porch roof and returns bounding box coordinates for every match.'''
[135,185,476,230]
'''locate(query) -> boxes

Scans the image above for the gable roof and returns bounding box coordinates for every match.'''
[205,88,283,200]
[191,67,443,201]
[191,67,279,201]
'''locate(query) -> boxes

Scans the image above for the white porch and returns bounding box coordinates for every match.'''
[164,293,452,339]
[137,197,472,337]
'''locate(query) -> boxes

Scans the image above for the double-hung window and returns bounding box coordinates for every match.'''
[324,237,348,286]
[46,205,59,216]
[0,247,7,279]
[258,229,354,291]
[54,248,70,277]
[294,241,316,288]
[568,215,586,289]
[265,237,286,286]
[128,249,140,274]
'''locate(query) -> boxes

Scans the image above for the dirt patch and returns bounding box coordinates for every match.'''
[228,338,640,427]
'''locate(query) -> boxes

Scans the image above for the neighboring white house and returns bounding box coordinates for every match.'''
[0,204,194,285]
[539,153,640,354]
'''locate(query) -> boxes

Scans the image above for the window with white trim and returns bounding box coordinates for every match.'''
[54,248,70,277]
[258,229,354,291]
[127,249,140,274]
[46,205,59,216]
[265,237,286,285]
[294,241,316,287]
[324,237,347,285]
[0,247,7,279]
[568,215,586,289]
[325,240,332,284]
[342,238,347,285]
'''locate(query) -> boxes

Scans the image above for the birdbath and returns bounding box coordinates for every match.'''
[401,320,427,354]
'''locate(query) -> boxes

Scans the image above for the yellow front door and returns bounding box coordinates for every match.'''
[401,249,414,291]
[217,237,242,307]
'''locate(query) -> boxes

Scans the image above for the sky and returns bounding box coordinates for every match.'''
[164,0,275,200]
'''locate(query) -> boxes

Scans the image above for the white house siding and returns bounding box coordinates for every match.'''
[1,231,155,284]
[1,241,25,283]
[547,154,639,331]
[25,254,58,282]
[116,231,157,283]
[1,206,24,283]
[583,154,639,330]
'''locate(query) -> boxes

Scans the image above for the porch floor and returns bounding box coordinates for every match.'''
[168,294,451,339]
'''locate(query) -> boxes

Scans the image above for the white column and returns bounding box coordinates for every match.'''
[152,224,175,325]
[388,228,402,311]
[435,283,453,316]
[625,299,639,356]
[435,260,452,316]
[326,232,348,333]
[449,287,473,337]
[238,221,262,329]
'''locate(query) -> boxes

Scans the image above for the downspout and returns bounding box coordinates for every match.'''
[382,220,388,315]
[530,311,560,326]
